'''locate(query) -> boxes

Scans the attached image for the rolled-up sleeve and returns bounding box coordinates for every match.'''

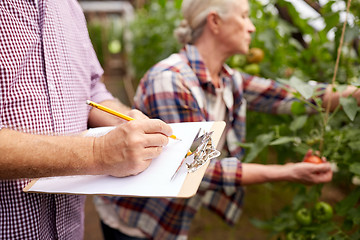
[241,72,325,115]
[90,80,114,104]
[242,73,295,114]
[200,157,242,195]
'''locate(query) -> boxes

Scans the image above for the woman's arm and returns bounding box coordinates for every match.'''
[241,73,297,114]
[242,162,333,185]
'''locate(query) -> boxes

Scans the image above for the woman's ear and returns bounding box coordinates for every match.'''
[206,12,221,34]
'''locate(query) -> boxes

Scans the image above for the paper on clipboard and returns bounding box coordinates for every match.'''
[23,121,225,198]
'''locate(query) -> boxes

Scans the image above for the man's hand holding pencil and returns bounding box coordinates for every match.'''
[87,100,175,177]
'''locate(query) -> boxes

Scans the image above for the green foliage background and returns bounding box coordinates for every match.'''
[128,0,183,81]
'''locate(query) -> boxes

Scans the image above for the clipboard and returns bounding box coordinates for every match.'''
[23,121,225,198]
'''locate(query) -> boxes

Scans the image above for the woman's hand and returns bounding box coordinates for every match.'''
[286,162,333,185]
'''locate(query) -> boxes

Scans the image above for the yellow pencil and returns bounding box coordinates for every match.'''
[86,100,180,140]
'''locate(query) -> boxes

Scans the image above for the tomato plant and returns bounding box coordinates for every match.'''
[127,1,182,81]
[240,0,360,238]
[286,231,305,240]
[295,208,312,226]
[313,201,333,222]
[243,63,260,75]
[246,47,264,64]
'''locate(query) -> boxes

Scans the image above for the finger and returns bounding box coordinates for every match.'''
[314,162,332,172]
[301,161,331,172]
[142,133,169,147]
[314,171,333,183]
[141,119,173,136]
[303,149,313,160]
[141,146,164,160]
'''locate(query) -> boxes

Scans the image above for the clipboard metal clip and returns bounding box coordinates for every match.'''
[186,131,220,173]
[170,129,220,181]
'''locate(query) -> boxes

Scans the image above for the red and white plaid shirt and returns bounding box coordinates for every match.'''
[0,0,113,238]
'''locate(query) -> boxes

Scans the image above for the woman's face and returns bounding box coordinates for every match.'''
[217,0,255,55]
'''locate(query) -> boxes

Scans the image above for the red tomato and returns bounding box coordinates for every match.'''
[303,155,323,164]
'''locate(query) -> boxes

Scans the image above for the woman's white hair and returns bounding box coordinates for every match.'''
[174,0,234,45]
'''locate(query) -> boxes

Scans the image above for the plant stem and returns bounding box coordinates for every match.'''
[320,0,352,154]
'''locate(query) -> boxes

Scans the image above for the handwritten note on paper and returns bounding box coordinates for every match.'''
[24,122,215,197]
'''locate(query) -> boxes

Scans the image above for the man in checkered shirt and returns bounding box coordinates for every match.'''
[0,0,173,239]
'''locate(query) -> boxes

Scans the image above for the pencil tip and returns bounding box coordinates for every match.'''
[86,100,90,105]
[169,135,182,141]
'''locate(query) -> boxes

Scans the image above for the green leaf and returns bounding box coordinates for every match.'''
[289,115,308,132]
[335,84,348,93]
[323,11,340,32]
[348,207,360,225]
[349,163,360,176]
[237,142,254,148]
[292,187,307,209]
[291,101,306,115]
[269,136,297,146]
[340,96,358,121]
[174,0,182,9]
[344,24,360,43]
[276,78,291,88]
[289,76,314,99]
[244,132,274,163]
[350,79,360,87]
[258,28,277,53]
[342,218,355,231]
[249,218,271,230]
[293,142,311,155]
[351,229,360,240]
[335,187,360,216]
[348,141,360,151]
[157,0,166,8]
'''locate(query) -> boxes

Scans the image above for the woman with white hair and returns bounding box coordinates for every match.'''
[94,0,359,239]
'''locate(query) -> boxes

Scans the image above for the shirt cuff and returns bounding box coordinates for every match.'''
[221,157,242,196]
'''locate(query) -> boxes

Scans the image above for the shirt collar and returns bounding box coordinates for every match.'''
[180,44,233,92]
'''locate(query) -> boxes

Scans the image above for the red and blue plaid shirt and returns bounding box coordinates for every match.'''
[96,45,300,239]
[0,0,113,239]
